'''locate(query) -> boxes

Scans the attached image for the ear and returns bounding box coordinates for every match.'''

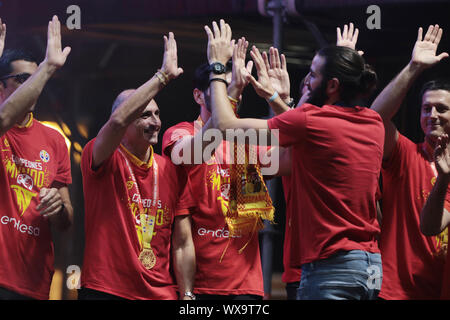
[326,78,340,96]
[193,88,205,106]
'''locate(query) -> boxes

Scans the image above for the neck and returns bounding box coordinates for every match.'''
[17,113,31,127]
[422,137,436,162]
[121,138,151,163]
[200,105,211,124]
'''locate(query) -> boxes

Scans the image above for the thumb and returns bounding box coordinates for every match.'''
[437,52,449,61]
[63,46,71,59]
[246,60,254,74]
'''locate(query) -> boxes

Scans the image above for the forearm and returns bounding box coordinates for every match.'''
[420,174,450,236]
[173,240,196,298]
[268,97,290,115]
[112,73,166,126]
[370,62,424,122]
[0,62,56,135]
[172,215,196,299]
[210,78,240,131]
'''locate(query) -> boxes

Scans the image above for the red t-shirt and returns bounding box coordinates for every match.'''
[267,104,384,266]
[80,139,188,300]
[380,133,449,300]
[162,121,264,297]
[0,117,71,299]
[281,173,302,284]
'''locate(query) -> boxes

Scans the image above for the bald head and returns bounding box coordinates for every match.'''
[111,89,136,115]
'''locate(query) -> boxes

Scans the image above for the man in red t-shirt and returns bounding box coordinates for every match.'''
[162,41,272,299]
[371,25,449,300]
[0,16,74,300]
[79,32,195,300]
[205,19,383,300]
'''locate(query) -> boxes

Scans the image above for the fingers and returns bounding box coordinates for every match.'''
[280,53,287,71]
[36,188,64,218]
[417,27,423,41]
[336,27,342,43]
[422,24,443,44]
[0,18,6,38]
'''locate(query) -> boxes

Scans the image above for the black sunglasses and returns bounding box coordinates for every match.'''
[0,73,32,84]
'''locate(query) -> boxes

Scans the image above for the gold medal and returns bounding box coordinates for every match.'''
[139,246,156,270]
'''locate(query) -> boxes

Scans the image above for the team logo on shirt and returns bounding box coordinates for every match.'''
[40,150,50,163]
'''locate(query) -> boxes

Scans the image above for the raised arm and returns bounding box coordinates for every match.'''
[371,25,448,160]
[420,134,450,236]
[92,32,183,168]
[167,37,254,165]
[205,20,269,131]
[0,15,71,136]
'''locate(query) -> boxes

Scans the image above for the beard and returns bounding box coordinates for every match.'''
[306,79,328,107]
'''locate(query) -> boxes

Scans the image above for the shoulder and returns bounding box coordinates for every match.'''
[163,121,195,138]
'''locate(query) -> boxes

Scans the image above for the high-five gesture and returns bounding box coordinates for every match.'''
[160,32,184,80]
[0,18,6,57]
[411,24,448,68]
[229,37,254,99]
[43,15,71,70]
[336,23,364,55]
[243,46,276,100]
[205,19,234,65]
[263,47,290,102]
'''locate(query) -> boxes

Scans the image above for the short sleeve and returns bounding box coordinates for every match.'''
[267,107,307,147]
[162,122,195,158]
[382,133,414,178]
[81,138,117,178]
[175,170,196,216]
[54,132,72,185]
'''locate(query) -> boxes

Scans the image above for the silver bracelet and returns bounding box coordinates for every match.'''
[184,291,196,300]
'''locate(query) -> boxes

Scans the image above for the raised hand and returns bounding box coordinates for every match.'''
[0,18,6,57]
[263,47,290,101]
[160,32,184,80]
[336,22,364,55]
[434,133,450,176]
[228,37,254,99]
[43,15,71,70]
[411,24,448,68]
[204,19,234,65]
[242,46,275,100]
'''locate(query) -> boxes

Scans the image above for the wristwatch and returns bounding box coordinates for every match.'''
[209,62,226,75]
[284,97,296,108]
[184,291,196,300]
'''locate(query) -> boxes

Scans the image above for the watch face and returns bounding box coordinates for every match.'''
[211,62,225,74]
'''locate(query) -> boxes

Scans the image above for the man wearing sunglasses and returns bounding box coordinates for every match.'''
[0,16,73,300]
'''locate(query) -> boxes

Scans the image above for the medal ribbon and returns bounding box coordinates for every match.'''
[118,146,159,254]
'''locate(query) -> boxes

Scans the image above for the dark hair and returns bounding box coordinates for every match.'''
[192,60,233,92]
[192,63,211,92]
[420,78,450,98]
[317,46,377,104]
[0,49,38,87]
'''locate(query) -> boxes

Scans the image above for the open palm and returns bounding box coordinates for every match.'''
[44,16,71,69]
[412,25,448,67]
